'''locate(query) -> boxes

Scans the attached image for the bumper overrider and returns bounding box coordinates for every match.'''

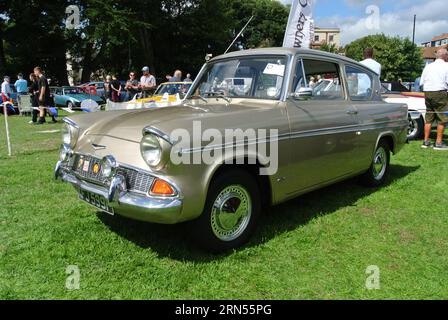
[54,146,183,224]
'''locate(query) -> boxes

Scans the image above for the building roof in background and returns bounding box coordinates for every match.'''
[431,33,448,42]
[422,45,448,60]
[314,27,340,32]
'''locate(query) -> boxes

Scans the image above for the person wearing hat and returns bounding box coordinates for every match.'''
[140,66,156,98]
[1,76,12,103]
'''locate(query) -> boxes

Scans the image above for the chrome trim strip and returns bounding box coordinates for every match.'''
[180,120,407,154]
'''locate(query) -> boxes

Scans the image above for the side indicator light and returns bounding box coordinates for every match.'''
[150,178,176,196]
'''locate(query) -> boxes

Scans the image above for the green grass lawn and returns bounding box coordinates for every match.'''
[1,111,448,300]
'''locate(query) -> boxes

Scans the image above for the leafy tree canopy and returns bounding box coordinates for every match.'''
[345,34,424,81]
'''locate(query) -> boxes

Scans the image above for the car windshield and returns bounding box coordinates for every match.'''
[155,83,191,97]
[191,56,287,100]
[64,87,82,94]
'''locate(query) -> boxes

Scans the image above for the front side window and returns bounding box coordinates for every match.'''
[191,56,287,100]
[346,66,373,100]
[293,58,344,101]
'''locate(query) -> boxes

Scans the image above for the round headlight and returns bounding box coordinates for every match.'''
[62,123,71,145]
[62,122,79,148]
[101,156,117,178]
[59,144,71,162]
[140,134,162,167]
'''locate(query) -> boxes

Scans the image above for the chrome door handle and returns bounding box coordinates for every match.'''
[346,110,358,115]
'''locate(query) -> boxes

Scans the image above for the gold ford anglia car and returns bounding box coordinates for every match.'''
[55,48,408,252]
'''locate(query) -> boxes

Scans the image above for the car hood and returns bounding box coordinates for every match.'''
[69,101,279,143]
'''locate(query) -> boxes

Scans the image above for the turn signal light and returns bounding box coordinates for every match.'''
[150,178,176,196]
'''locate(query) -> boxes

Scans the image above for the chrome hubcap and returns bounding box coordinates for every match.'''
[408,119,418,137]
[372,147,387,180]
[211,185,252,242]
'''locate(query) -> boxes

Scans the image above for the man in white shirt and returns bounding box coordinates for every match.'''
[420,48,448,151]
[140,66,156,98]
[360,48,382,77]
[1,76,12,103]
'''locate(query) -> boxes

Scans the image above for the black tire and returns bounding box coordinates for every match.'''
[190,169,261,253]
[360,140,391,187]
[67,101,74,110]
[407,115,424,141]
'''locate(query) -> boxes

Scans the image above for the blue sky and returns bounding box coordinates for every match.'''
[279,0,448,45]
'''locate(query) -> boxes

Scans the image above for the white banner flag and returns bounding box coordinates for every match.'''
[283,0,315,49]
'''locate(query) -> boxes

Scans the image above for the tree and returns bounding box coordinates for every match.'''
[225,0,288,50]
[0,0,69,84]
[0,0,290,84]
[345,34,424,81]
[319,43,340,54]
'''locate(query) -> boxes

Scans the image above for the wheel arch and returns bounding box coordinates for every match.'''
[206,159,273,210]
[375,132,396,154]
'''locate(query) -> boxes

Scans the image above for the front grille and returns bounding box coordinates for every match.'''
[71,154,155,194]
[117,167,155,194]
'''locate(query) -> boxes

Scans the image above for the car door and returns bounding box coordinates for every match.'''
[344,64,394,171]
[285,56,360,193]
[54,88,63,106]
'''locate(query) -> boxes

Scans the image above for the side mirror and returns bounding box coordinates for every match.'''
[290,87,313,100]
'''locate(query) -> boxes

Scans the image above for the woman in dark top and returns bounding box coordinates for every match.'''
[29,73,39,123]
[104,75,112,101]
[110,75,122,103]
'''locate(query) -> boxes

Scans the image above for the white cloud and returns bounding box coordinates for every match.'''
[278,0,448,45]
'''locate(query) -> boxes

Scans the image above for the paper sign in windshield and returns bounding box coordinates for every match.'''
[263,64,285,77]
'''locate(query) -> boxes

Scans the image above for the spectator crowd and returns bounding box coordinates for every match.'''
[1,66,194,124]
[104,67,193,103]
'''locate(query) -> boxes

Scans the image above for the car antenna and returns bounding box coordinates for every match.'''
[224,16,254,54]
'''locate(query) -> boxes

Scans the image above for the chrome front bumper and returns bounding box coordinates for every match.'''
[55,161,183,224]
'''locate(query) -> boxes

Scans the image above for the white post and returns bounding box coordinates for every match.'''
[3,103,12,157]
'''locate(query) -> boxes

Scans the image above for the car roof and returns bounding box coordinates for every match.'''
[210,47,361,66]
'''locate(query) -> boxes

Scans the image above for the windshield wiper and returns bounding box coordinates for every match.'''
[203,92,232,104]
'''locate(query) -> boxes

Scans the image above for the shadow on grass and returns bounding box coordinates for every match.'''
[98,164,420,262]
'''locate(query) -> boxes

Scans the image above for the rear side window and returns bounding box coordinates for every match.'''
[346,66,373,100]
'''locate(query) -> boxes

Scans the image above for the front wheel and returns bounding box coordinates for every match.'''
[360,140,391,187]
[190,169,261,253]
[67,101,74,110]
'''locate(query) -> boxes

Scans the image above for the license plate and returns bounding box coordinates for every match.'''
[82,160,90,172]
[79,189,115,215]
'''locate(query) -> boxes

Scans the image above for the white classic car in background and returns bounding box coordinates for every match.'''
[383,85,426,141]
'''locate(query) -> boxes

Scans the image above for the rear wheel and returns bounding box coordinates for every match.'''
[190,169,261,252]
[360,140,391,187]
